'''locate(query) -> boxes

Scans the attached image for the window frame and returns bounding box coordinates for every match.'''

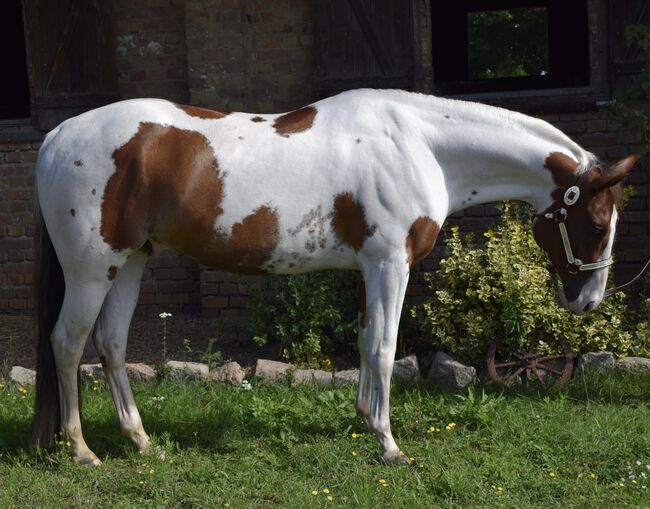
[414,0,611,113]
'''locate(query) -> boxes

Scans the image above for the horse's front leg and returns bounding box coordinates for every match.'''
[360,258,410,465]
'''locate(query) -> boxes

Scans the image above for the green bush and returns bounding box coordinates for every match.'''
[412,203,637,366]
[249,271,359,367]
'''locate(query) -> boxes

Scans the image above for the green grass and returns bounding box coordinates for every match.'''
[1,374,650,508]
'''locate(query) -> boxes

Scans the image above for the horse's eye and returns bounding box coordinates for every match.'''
[592,225,606,236]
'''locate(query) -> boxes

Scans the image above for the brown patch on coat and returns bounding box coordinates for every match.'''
[175,104,230,120]
[406,217,439,267]
[544,152,580,187]
[101,122,278,274]
[273,106,317,136]
[330,192,376,251]
[228,206,279,270]
[250,116,266,123]
[358,278,368,329]
[107,266,118,281]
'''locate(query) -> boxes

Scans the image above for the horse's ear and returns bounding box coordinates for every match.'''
[592,154,640,192]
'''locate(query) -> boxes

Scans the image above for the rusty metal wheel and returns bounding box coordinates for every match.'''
[487,338,574,389]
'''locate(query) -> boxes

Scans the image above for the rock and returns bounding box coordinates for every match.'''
[427,351,477,390]
[292,369,333,387]
[80,363,105,382]
[9,366,36,386]
[615,356,650,374]
[210,361,246,385]
[577,351,616,373]
[166,361,209,381]
[393,355,420,382]
[125,363,156,383]
[334,369,359,386]
[254,359,293,383]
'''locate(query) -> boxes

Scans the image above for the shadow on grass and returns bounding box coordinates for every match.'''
[1,370,649,464]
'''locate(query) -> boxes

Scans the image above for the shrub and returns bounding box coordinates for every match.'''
[249,271,359,367]
[412,203,635,366]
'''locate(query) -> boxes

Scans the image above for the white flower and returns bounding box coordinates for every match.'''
[241,380,252,391]
[150,396,165,402]
[637,461,642,466]
[158,312,172,319]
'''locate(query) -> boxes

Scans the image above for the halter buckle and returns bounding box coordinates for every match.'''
[563,186,580,206]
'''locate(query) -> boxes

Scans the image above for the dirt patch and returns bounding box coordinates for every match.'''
[0,312,359,372]
[0,313,280,372]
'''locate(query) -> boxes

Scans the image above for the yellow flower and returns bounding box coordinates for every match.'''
[445,422,457,431]
[549,472,556,478]
[149,469,154,474]
[619,482,625,488]
[322,488,330,494]
[326,496,333,502]
[351,451,357,456]
[409,457,414,462]
[311,490,318,496]
[351,432,361,439]
[378,479,387,485]
[66,441,71,447]
[139,481,144,485]
[590,473,597,479]
[427,426,439,433]
[418,464,425,469]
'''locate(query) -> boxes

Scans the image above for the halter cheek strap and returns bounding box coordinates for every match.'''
[542,185,614,273]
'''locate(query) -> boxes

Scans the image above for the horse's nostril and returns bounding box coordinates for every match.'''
[583,301,596,313]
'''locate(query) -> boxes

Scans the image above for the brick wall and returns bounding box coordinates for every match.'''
[1,0,648,319]
[114,0,189,103]
[0,143,38,312]
[185,0,315,112]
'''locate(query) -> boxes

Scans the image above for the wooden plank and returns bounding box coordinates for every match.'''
[346,0,393,74]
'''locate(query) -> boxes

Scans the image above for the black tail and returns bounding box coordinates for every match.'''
[32,193,65,447]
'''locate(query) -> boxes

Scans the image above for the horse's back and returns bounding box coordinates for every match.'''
[36,93,441,275]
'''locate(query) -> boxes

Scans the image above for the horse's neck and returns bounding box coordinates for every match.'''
[409,98,586,214]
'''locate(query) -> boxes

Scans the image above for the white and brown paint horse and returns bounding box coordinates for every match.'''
[32,89,638,466]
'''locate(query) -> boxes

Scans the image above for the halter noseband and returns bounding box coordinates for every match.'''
[540,185,614,274]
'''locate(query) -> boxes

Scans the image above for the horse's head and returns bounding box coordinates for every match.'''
[532,153,639,314]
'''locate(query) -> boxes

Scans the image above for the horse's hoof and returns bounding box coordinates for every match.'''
[74,453,102,467]
[155,446,166,461]
[381,450,411,466]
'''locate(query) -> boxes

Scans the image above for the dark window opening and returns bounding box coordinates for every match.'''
[432,0,590,95]
[1,0,31,119]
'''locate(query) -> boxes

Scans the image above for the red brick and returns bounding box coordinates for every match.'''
[203,296,228,308]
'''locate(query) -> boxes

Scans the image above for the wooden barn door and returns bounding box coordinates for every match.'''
[22,0,118,130]
[609,0,650,86]
[315,0,415,96]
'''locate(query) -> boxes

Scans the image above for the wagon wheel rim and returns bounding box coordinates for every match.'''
[487,338,574,389]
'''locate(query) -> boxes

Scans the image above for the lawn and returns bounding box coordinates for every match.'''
[1,373,650,508]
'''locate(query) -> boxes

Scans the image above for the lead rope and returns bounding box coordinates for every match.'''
[604,256,650,298]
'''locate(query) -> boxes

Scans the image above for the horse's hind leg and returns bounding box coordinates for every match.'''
[91,250,151,453]
[356,278,372,424]
[51,276,111,466]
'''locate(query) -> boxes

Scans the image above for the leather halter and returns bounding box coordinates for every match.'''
[538,181,650,298]
[540,185,613,274]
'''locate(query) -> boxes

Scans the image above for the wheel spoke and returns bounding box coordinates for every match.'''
[535,354,565,363]
[531,365,546,384]
[494,360,521,369]
[536,364,563,376]
[504,366,525,386]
